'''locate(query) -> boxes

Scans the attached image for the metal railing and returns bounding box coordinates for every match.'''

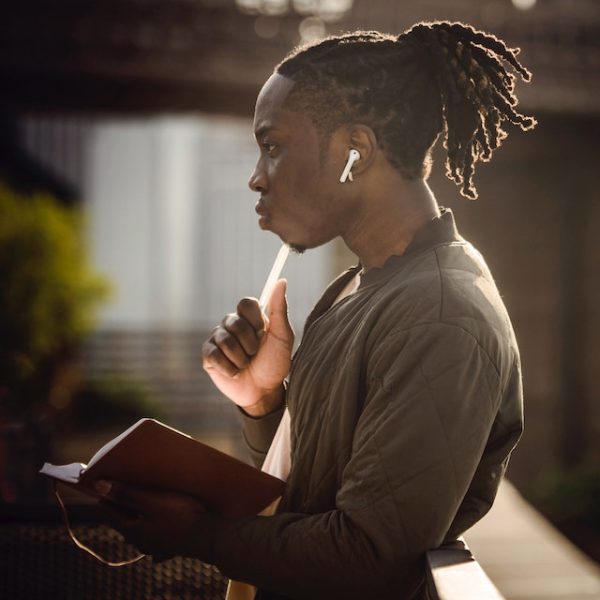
[2,504,504,599]
[426,538,505,600]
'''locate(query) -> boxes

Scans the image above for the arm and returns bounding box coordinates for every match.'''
[100,323,518,599]
[239,401,286,468]
[209,323,516,599]
[96,282,293,562]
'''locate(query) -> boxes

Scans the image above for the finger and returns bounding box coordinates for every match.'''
[99,498,142,530]
[202,339,241,378]
[267,280,294,346]
[236,297,266,336]
[268,279,287,318]
[222,313,261,357]
[95,480,151,513]
[212,327,250,370]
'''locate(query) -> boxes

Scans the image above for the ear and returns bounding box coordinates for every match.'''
[346,125,378,177]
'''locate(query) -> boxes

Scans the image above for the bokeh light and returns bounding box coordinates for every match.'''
[512,0,537,10]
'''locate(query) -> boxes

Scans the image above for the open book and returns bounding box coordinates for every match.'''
[40,418,285,518]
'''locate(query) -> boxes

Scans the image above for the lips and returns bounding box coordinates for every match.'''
[255,201,271,229]
[254,201,268,217]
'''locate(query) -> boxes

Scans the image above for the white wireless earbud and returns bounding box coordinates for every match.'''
[339,149,361,183]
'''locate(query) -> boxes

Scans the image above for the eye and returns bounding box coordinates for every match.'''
[262,142,277,156]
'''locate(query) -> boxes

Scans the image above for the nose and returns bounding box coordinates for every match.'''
[248,160,267,193]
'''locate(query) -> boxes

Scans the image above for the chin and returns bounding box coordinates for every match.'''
[283,234,331,255]
[274,230,306,254]
[276,226,330,255]
[289,243,306,255]
[276,235,305,254]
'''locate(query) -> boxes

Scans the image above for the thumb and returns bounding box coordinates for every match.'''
[96,480,155,513]
[267,279,293,343]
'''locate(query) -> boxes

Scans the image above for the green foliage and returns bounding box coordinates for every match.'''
[68,375,165,430]
[0,183,110,408]
[533,462,600,529]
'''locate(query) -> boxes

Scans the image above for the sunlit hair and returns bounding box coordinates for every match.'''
[276,22,537,199]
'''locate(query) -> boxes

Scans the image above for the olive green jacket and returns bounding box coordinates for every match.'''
[214,210,524,599]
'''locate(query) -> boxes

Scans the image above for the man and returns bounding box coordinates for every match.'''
[98,21,534,599]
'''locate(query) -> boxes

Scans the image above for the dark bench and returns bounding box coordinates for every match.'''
[2,504,504,599]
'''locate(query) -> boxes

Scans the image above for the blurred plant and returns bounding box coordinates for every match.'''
[67,375,164,430]
[533,461,600,561]
[0,183,110,413]
[533,462,600,528]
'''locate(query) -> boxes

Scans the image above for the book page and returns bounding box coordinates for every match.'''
[40,462,85,484]
[85,418,148,470]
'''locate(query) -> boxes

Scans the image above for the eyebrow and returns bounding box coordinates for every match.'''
[254,124,276,139]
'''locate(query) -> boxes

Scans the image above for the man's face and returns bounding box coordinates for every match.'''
[249,74,349,252]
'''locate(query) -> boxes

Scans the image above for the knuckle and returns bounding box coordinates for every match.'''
[223,314,242,332]
[201,341,218,363]
[205,346,221,364]
[214,328,230,346]
[220,313,237,328]
[214,329,240,353]
[237,297,258,314]
[204,326,220,343]
[223,362,239,377]
[238,353,250,367]
[201,339,213,356]
[213,328,231,346]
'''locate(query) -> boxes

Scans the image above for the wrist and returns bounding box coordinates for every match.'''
[187,511,229,564]
[242,383,285,418]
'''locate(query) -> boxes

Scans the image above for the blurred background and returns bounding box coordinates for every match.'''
[0,0,598,588]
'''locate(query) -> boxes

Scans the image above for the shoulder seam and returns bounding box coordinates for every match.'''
[386,320,503,379]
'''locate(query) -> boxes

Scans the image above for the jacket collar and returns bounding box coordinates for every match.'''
[303,209,462,330]
[359,207,461,288]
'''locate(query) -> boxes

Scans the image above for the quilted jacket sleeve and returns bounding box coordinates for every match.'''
[211,322,522,599]
[239,403,286,469]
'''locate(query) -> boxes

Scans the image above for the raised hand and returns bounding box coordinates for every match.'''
[202,279,293,416]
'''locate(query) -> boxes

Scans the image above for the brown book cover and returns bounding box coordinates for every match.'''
[40,418,285,518]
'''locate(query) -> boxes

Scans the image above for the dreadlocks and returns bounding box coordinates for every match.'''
[276,21,536,199]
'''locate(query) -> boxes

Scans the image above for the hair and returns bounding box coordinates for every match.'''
[276,21,536,199]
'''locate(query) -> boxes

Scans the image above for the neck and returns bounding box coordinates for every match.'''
[342,177,440,270]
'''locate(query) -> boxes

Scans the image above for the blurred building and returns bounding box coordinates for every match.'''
[17,114,332,430]
[2,0,599,491]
